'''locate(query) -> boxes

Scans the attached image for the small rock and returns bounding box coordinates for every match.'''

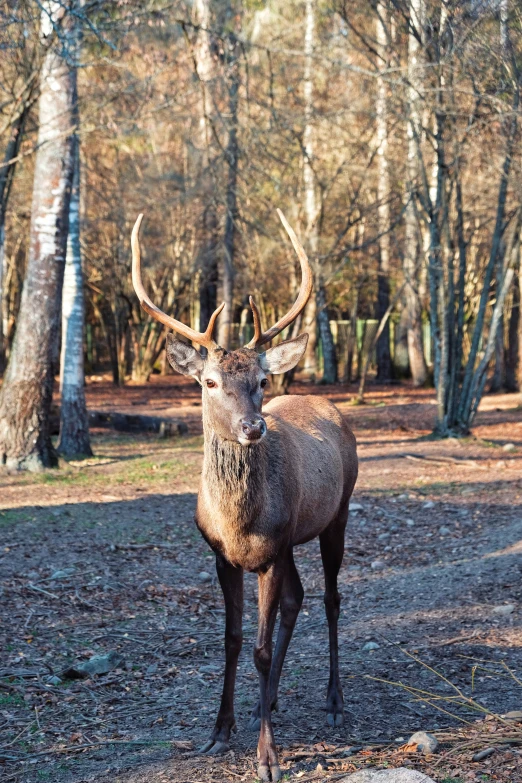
[503,443,516,452]
[371,560,385,570]
[378,532,390,541]
[46,675,62,686]
[362,641,380,651]
[438,526,451,536]
[350,503,364,511]
[398,493,409,500]
[503,710,522,722]
[405,731,439,755]
[472,747,496,761]
[338,769,436,782]
[423,501,435,509]
[493,604,515,615]
[405,519,415,527]
[50,567,76,580]
[61,651,124,680]
[198,571,212,583]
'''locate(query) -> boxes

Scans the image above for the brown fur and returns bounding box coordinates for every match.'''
[197,394,357,572]
[165,340,358,782]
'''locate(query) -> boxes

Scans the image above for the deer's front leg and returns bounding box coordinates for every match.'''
[254,556,285,782]
[200,554,243,755]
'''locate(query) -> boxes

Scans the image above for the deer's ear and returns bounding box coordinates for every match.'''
[259,333,309,375]
[166,334,204,378]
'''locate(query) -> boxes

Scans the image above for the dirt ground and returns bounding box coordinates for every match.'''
[2,377,522,783]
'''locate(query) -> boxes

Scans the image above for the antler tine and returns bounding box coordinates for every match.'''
[131,214,223,349]
[245,209,313,349]
[248,295,262,346]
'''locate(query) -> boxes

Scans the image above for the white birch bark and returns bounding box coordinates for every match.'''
[301,0,318,378]
[58,139,92,456]
[0,2,76,469]
[193,0,219,336]
[375,2,392,381]
[404,0,428,386]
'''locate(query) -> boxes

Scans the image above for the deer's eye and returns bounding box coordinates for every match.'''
[260,378,268,388]
[206,379,217,389]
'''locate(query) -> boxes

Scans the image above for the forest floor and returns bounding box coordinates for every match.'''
[1,377,522,783]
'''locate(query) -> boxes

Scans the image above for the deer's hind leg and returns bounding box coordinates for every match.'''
[248,547,303,731]
[320,503,349,728]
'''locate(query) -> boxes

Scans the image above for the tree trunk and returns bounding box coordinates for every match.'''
[0,106,30,372]
[199,205,218,333]
[519,266,522,396]
[0,7,76,470]
[301,0,318,379]
[375,1,393,383]
[193,0,219,335]
[316,283,337,384]
[217,9,240,349]
[490,251,506,391]
[505,264,519,392]
[457,86,519,428]
[404,0,428,387]
[58,138,92,457]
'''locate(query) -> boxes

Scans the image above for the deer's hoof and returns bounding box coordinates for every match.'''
[327,711,344,728]
[199,739,230,755]
[258,762,281,782]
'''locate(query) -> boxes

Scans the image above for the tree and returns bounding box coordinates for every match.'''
[217,1,241,349]
[58,138,92,457]
[374,1,393,383]
[403,0,428,386]
[0,104,31,371]
[192,0,219,335]
[0,4,76,470]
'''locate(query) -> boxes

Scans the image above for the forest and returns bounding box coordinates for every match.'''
[2,5,522,783]
[0,0,521,469]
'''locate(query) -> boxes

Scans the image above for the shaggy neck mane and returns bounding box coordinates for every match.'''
[202,416,282,527]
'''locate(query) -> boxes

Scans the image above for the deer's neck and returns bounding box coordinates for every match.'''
[202,423,269,526]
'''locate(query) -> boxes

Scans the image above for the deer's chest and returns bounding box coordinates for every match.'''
[195,486,285,572]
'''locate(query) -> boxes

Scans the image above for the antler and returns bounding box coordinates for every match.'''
[246,209,313,348]
[131,214,224,349]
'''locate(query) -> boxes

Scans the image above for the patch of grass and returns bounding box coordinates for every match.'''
[0,509,42,525]
[0,692,24,706]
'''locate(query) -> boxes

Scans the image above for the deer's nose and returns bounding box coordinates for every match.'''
[241,418,266,441]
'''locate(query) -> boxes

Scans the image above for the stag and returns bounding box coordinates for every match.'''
[131,210,358,782]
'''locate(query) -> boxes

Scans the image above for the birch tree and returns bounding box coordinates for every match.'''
[217,1,240,350]
[403,0,428,386]
[58,138,92,457]
[298,0,318,379]
[374,1,392,382]
[0,4,76,470]
[193,0,219,334]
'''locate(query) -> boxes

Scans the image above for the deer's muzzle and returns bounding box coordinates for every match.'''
[240,418,266,443]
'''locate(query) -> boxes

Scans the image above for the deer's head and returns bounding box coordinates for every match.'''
[131,210,312,446]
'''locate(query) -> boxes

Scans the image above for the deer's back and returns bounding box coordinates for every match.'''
[264,395,357,544]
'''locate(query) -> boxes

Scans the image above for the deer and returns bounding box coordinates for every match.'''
[131,209,358,783]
